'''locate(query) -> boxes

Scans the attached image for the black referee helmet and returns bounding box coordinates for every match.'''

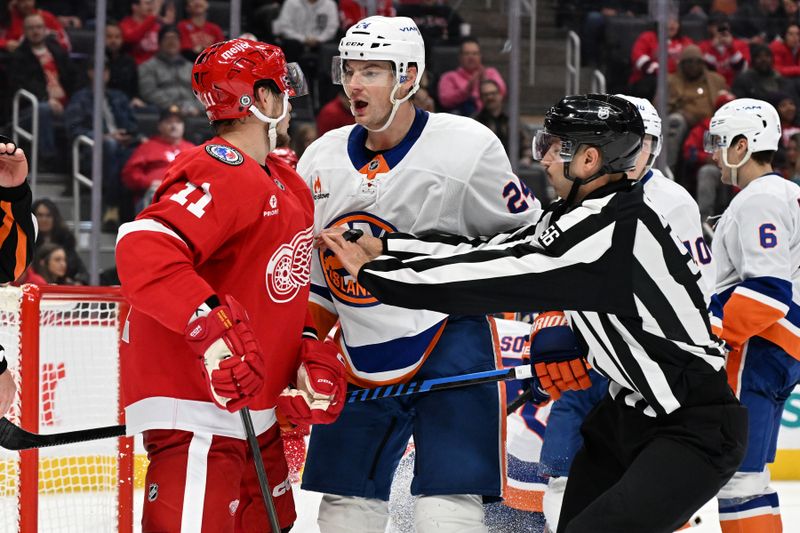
[534,94,645,184]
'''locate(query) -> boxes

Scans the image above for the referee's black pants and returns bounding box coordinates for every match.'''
[557,371,749,533]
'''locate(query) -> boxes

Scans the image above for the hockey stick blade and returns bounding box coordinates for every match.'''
[347,365,533,403]
[0,418,126,450]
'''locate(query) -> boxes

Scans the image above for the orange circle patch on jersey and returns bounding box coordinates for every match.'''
[320,212,396,307]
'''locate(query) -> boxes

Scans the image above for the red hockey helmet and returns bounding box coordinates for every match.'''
[191,39,308,122]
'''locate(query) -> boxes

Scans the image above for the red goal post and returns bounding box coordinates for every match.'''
[0,285,133,532]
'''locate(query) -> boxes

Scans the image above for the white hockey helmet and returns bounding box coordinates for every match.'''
[704,98,781,185]
[334,16,426,94]
[616,94,662,174]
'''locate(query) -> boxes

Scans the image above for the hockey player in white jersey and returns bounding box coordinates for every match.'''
[705,98,800,533]
[537,95,715,532]
[297,16,540,533]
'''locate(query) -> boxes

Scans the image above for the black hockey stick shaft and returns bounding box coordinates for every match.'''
[240,407,282,533]
[0,417,125,450]
[506,388,533,415]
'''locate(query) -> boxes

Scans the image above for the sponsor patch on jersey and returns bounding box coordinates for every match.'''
[205,144,244,166]
[148,483,158,502]
[312,176,330,200]
[320,213,397,307]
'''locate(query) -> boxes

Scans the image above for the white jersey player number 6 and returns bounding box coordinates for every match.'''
[170,182,213,218]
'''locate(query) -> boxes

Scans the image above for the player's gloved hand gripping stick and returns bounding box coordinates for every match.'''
[184,295,266,412]
[529,311,592,400]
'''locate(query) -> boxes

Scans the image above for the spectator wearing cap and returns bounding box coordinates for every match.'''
[438,37,506,116]
[120,0,176,65]
[629,14,694,99]
[138,25,203,116]
[665,43,728,172]
[699,12,749,86]
[770,23,800,78]
[65,57,139,229]
[731,44,794,101]
[122,106,194,213]
[0,0,70,52]
[177,0,225,61]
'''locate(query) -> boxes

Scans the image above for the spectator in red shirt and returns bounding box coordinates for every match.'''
[0,0,69,52]
[699,13,749,86]
[629,14,694,99]
[769,23,800,78]
[316,90,354,136]
[122,106,194,212]
[177,0,225,61]
[338,0,394,30]
[437,37,506,116]
[120,0,175,65]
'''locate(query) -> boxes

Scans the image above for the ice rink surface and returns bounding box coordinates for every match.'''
[128,481,800,532]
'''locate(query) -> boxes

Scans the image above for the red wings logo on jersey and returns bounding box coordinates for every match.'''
[266,227,313,303]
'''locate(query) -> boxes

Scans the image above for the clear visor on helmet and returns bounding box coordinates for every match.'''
[286,62,309,98]
[533,131,575,163]
[703,132,726,154]
[331,56,396,88]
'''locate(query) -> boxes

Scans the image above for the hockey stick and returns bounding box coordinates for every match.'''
[506,388,533,415]
[346,365,533,403]
[0,366,537,450]
[0,417,125,450]
[240,407,282,533]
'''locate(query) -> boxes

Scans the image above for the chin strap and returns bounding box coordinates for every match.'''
[358,82,419,133]
[249,92,290,152]
[721,146,752,188]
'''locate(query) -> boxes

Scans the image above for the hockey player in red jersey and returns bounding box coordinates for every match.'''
[115,38,347,533]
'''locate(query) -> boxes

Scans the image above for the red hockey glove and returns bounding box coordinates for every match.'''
[529,311,592,401]
[184,295,266,412]
[277,339,347,425]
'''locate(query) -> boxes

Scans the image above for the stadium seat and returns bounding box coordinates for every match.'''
[67,28,96,59]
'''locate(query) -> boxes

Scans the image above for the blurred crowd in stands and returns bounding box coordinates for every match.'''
[4,0,800,285]
[560,0,800,232]
[0,0,512,247]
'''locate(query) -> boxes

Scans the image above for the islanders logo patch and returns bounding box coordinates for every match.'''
[205,144,244,166]
[320,213,396,307]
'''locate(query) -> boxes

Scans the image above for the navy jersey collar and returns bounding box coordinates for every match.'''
[347,108,429,171]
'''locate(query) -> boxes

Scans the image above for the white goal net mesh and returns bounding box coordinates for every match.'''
[0,285,129,532]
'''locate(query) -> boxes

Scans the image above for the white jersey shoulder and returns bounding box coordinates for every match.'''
[642,169,714,298]
[713,173,800,296]
[298,110,541,386]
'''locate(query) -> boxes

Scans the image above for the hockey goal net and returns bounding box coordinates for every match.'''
[0,285,133,532]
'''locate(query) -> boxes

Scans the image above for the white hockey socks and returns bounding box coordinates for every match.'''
[414,494,487,533]
[317,494,389,533]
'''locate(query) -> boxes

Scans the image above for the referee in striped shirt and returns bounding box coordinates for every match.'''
[0,135,36,417]
[320,95,748,533]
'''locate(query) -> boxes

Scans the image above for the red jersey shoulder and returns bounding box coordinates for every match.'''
[266,154,313,207]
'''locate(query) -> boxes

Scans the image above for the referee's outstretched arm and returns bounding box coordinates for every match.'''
[355,196,635,316]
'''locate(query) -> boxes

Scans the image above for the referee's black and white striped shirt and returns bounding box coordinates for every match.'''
[357,179,727,417]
